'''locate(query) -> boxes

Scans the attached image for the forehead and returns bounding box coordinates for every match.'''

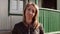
[27,5,35,10]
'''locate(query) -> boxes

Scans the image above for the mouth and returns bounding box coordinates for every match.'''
[28,15,33,19]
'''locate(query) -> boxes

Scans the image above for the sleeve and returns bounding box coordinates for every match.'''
[39,24,44,34]
[12,24,18,34]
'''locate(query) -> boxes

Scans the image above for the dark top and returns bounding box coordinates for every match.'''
[12,22,44,34]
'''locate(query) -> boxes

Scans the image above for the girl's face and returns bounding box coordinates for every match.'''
[25,5,36,24]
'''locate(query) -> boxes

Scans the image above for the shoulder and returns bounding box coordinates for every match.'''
[14,22,23,28]
[39,23,44,34]
[39,23,43,29]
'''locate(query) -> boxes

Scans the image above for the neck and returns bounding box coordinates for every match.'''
[26,19,32,24]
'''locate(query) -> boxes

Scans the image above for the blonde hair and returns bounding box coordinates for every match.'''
[23,2,40,29]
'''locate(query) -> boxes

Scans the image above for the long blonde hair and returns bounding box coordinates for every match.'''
[23,2,40,29]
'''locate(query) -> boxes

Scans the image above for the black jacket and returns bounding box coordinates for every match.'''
[12,22,44,34]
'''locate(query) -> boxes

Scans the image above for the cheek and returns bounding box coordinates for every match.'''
[25,11,28,17]
[32,13,35,17]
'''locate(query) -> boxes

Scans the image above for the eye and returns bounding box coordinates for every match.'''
[32,10,35,13]
[28,9,31,11]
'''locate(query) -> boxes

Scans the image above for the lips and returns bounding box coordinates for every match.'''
[28,15,33,19]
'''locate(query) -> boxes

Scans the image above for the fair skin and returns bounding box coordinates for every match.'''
[25,5,36,25]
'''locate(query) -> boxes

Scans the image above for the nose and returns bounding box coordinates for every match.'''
[29,11,32,15]
[29,11,34,16]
